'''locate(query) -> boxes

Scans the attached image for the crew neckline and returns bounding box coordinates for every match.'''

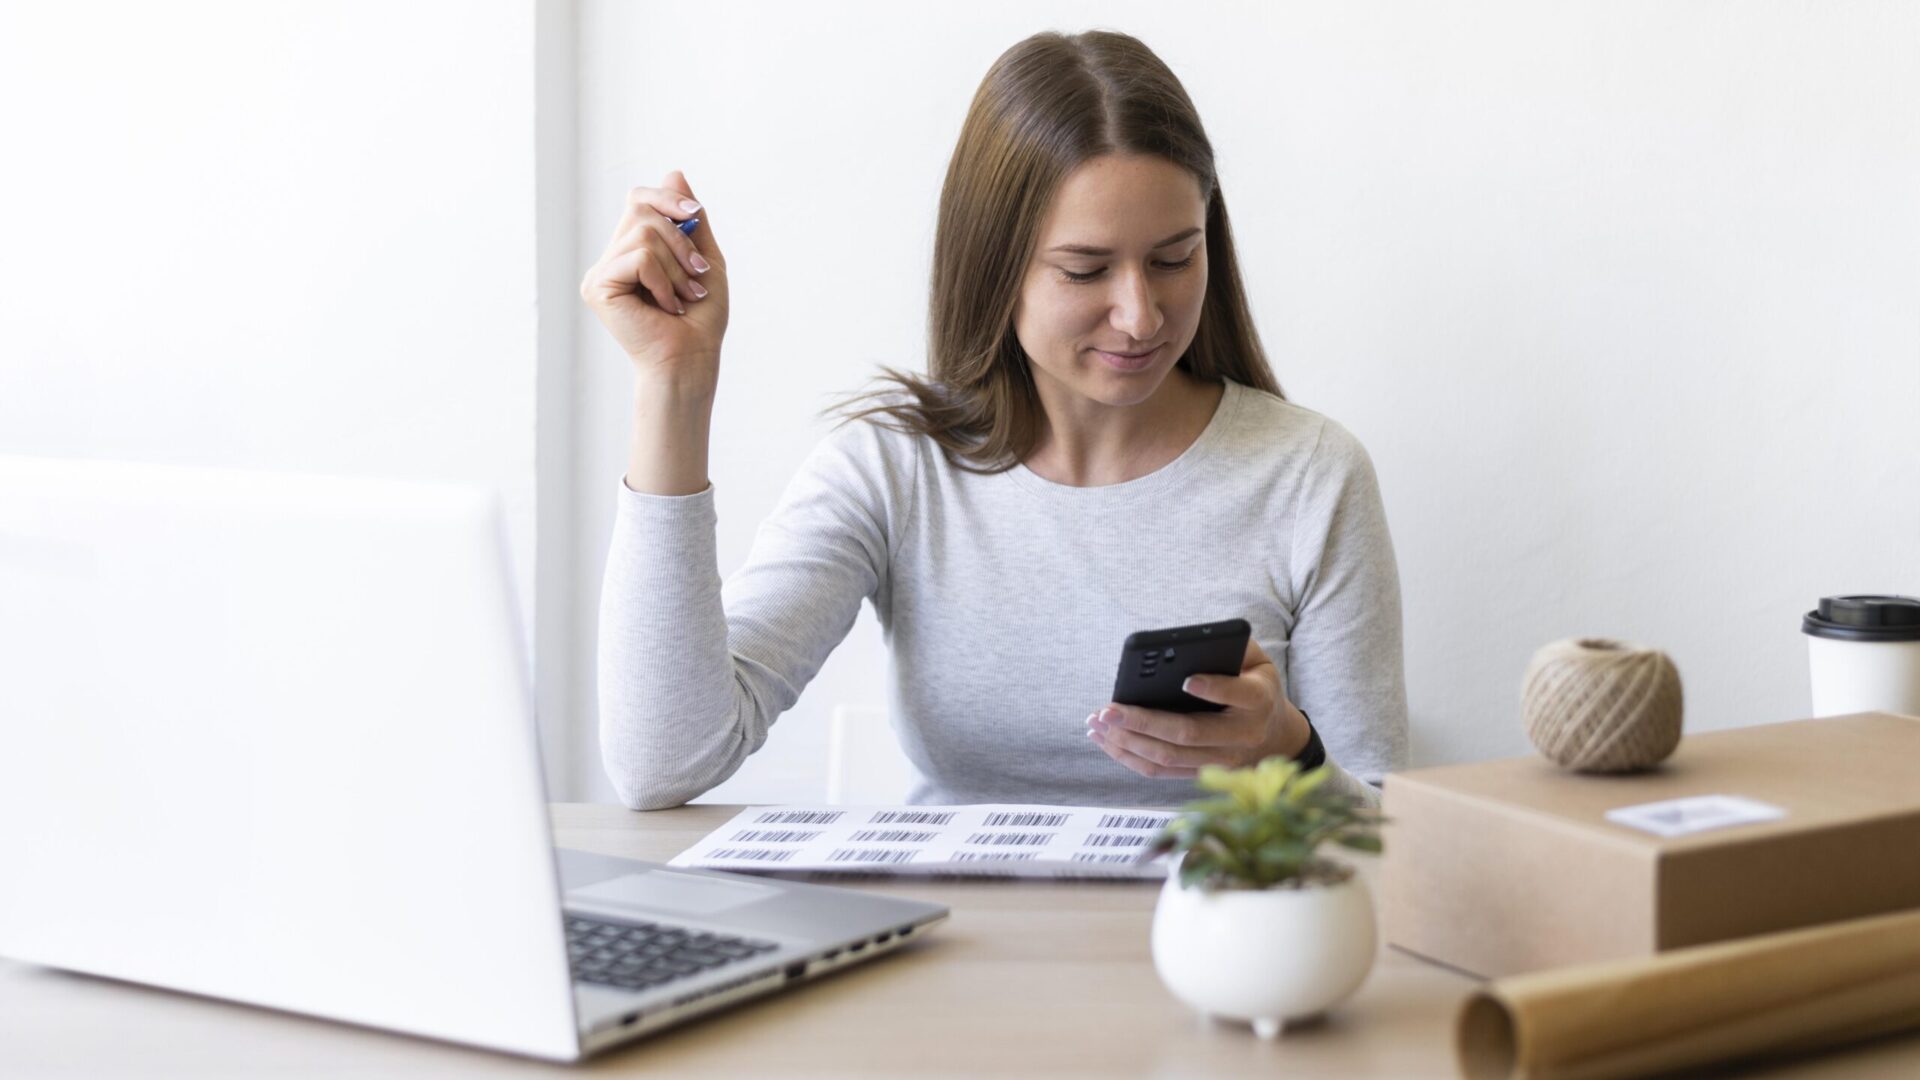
[1007,379,1244,505]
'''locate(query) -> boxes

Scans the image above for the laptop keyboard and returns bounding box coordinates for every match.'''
[565,914,781,992]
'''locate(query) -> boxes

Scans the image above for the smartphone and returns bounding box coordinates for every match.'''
[1110,618,1252,714]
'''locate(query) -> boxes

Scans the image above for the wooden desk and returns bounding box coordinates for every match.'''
[3,803,1918,1077]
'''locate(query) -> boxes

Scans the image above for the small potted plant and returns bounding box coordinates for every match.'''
[1141,756,1385,1039]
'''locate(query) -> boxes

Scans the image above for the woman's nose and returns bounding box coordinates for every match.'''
[1108,269,1165,341]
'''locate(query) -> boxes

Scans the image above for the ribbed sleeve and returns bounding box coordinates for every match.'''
[1284,418,1411,794]
[597,420,895,809]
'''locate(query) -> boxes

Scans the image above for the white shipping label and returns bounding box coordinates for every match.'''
[1604,794,1786,838]
[668,804,1181,880]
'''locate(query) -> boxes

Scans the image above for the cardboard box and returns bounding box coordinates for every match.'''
[1381,712,1920,978]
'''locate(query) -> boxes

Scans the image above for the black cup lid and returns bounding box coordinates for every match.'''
[1802,595,1920,642]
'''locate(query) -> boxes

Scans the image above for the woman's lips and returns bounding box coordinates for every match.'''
[1093,344,1160,372]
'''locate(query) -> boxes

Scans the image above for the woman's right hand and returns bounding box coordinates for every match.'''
[580,170,730,389]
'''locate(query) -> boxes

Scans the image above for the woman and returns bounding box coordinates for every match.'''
[582,30,1407,810]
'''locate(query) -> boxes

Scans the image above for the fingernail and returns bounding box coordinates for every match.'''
[1183,676,1201,692]
[679,199,702,214]
[1099,707,1121,725]
[689,281,707,298]
[690,253,710,273]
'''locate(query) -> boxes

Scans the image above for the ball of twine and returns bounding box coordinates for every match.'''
[1522,637,1684,773]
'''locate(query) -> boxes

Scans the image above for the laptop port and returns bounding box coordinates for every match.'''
[848,941,867,954]
[784,962,806,980]
[897,925,914,936]
[620,1012,641,1027]
[875,933,893,944]
[823,949,841,960]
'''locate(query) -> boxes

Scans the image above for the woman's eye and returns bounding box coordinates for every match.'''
[1057,256,1196,284]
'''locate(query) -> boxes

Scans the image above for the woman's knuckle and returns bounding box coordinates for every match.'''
[637,255,667,293]
[649,232,686,270]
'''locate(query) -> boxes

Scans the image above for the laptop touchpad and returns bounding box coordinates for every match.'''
[569,870,782,915]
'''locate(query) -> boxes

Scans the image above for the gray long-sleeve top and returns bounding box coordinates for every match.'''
[598,378,1408,810]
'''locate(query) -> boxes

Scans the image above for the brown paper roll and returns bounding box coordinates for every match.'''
[1457,906,1920,1079]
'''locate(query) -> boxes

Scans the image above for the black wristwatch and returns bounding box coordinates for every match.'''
[1292,709,1327,770]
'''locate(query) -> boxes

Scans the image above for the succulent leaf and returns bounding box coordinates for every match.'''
[1147,754,1387,892]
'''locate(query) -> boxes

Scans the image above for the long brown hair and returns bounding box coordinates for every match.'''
[827,29,1284,474]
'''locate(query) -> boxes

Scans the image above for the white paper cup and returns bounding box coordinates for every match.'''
[1802,595,1920,719]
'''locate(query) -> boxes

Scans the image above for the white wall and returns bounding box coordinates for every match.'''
[0,2,571,788]
[9,3,1911,807]
[571,1,1919,805]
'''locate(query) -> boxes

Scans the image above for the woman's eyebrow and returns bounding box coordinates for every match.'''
[1048,226,1201,257]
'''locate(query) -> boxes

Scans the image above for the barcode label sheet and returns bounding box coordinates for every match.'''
[667,804,1179,880]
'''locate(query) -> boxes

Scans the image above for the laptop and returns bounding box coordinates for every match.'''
[0,454,947,1062]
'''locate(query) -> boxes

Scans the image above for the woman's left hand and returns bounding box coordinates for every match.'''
[1086,638,1310,780]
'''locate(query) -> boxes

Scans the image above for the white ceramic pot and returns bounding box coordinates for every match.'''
[1149,865,1377,1039]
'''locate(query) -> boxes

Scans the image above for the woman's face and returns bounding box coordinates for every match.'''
[1012,153,1210,410]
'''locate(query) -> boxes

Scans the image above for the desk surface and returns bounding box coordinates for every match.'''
[3,803,1918,1077]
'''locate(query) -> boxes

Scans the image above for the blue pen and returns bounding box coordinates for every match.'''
[676,217,700,236]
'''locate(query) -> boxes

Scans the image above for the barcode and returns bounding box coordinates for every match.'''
[1097,813,1173,830]
[1085,833,1148,847]
[826,848,918,864]
[964,832,1054,846]
[731,829,821,843]
[1071,852,1138,864]
[1049,867,1151,879]
[982,811,1070,828]
[953,851,1040,862]
[756,810,845,825]
[848,829,938,843]
[869,810,957,825]
[709,847,798,862]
